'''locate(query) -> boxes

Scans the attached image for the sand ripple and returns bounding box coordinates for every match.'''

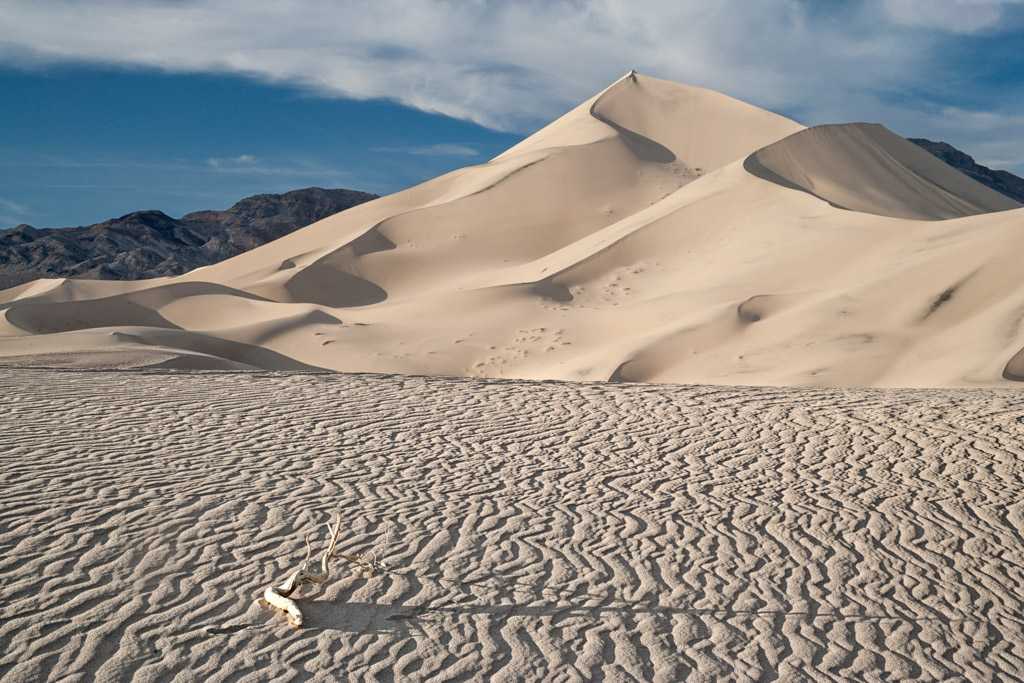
[1,369,1023,680]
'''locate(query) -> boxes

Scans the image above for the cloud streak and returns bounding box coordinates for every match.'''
[207,154,258,168]
[373,143,479,158]
[880,0,1020,33]
[0,198,29,215]
[0,198,31,229]
[2,154,351,180]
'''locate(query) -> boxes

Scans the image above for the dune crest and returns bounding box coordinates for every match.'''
[2,73,1023,387]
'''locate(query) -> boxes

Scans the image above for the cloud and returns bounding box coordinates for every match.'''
[0,0,1020,172]
[0,198,31,228]
[374,143,479,157]
[3,153,353,183]
[205,158,352,179]
[930,107,1024,169]
[0,1,981,128]
[207,154,258,168]
[881,0,1017,33]
[0,198,30,215]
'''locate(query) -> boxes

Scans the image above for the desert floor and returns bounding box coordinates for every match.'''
[2,369,1023,681]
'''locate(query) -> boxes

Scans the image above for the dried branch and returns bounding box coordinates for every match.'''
[258,513,392,628]
[259,511,344,628]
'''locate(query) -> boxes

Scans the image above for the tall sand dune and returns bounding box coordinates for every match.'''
[1,73,1022,387]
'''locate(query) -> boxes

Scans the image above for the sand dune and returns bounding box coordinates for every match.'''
[2,369,1023,680]
[1,72,1022,386]
[744,123,1019,219]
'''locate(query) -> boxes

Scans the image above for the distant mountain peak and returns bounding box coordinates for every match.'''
[909,138,1024,204]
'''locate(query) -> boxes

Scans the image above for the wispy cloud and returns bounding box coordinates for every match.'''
[0,198,30,216]
[206,153,258,168]
[205,158,352,179]
[0,0,1018,132]
[0,198,31,228]
[880,0,1014,33]
[0,0,1021,174]
[2,154,352,180]
[373,143,479,158]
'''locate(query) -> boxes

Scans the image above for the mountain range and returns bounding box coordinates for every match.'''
[0,187,377,289]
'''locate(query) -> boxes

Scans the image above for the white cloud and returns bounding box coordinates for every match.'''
[207,154,258,168]
[374,143,479,157]
[881,0,1018,33]
[203,156,351,179]
[0,0,969,131]
[883,0,992,33]
[935,106,1024,132]
[408,144,479,157]
[930,108,1024,169]
[0,0,1020,173]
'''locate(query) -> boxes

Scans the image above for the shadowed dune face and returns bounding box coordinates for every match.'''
[283,264,388,308]
[1,72,1024,386]
[743,123,1021,220]
[1002,346,1024,380]
[5,298,179,334]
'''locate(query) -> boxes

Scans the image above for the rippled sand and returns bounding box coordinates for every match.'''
[2,369,1023,680]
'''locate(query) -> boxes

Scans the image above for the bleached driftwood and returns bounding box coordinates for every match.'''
[260,514,390,628]
[260,513,343,627]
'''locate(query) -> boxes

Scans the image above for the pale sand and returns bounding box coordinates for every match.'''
[2,73,1022,387]
[2,369,1023,680]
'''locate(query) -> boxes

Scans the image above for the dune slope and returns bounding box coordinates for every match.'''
[1,73,1022,387]
[744,123,1020,219]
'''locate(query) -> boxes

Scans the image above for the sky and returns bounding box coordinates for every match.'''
[0,0,1022,228]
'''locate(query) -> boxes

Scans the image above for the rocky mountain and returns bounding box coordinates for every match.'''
[0,187,377,289]
[909,138,1024,203]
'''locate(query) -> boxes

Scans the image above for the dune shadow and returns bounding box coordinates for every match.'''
[294,600,420,634]
[350,227,397,257]
[284,266,387,308]
[602,119,676,163]
[293,596,975,632]
[589,91,676,164]
[529,279,573,303]
[742,152,850,211]
[1002,346,1024,381]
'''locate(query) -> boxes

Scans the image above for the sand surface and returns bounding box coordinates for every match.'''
[2,369,1023,680]
[2,73,1022,387]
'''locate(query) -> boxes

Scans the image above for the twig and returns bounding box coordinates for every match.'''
[259,511,345,628]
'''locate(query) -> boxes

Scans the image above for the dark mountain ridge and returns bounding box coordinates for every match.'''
[909,139,1024,203]
[0,187,377,289]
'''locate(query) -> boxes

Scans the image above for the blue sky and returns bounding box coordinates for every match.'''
[0,68,519,228]
[0,0,1022,228]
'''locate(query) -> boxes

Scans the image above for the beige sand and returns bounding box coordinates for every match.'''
[0,72,1022,387]
[1,368,1022,680]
